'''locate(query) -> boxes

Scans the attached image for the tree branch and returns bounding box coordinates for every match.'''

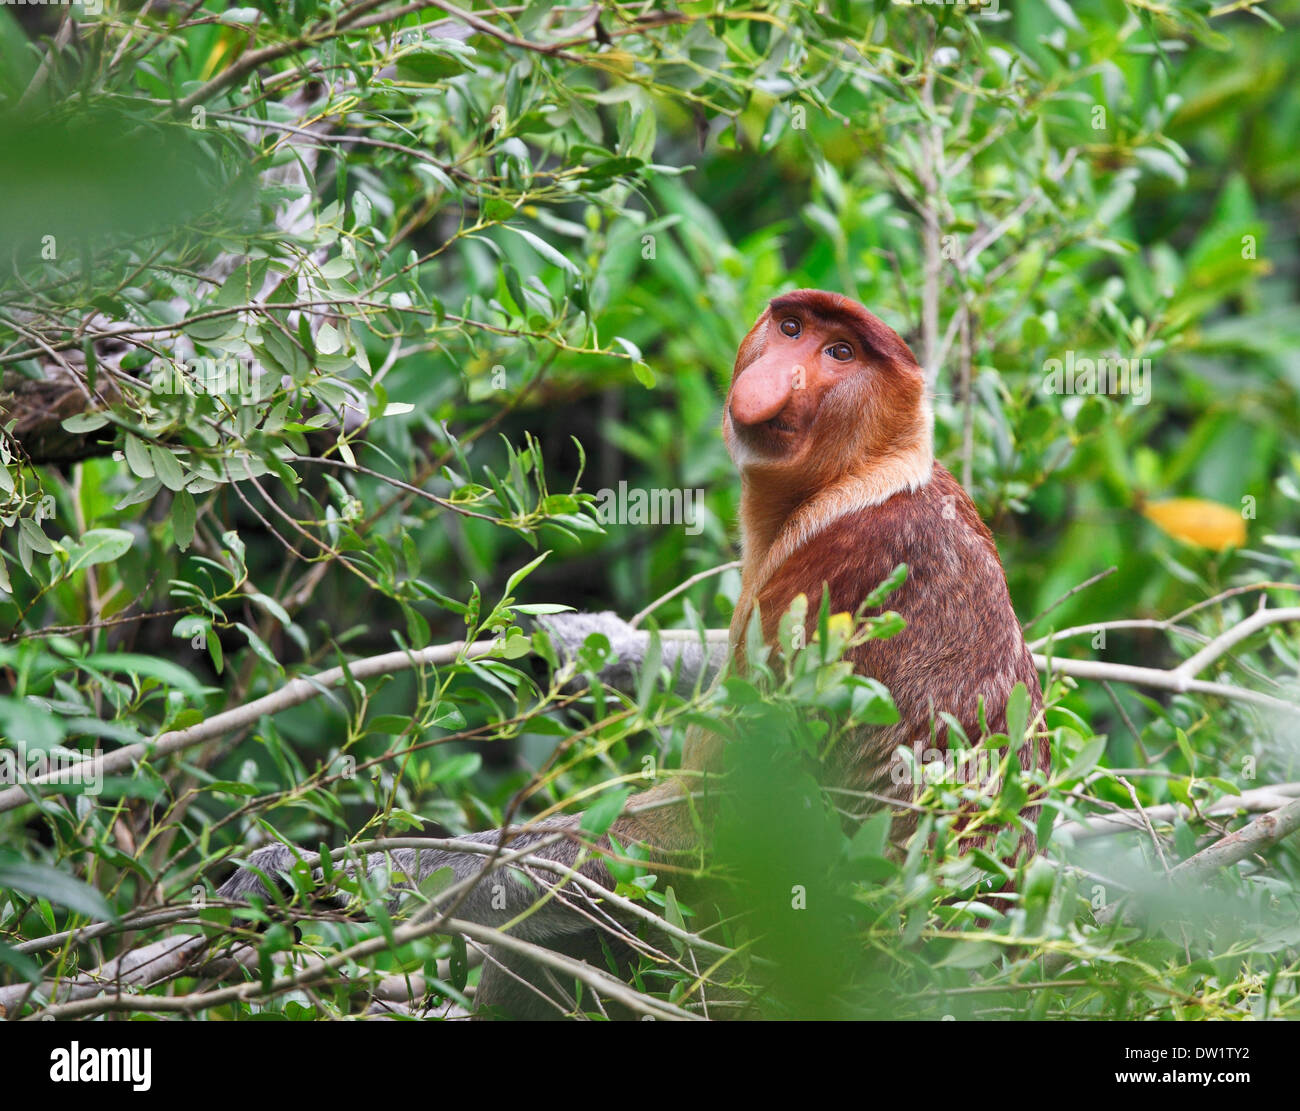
[5,597,1296,813]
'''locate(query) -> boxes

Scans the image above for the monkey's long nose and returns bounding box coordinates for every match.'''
[729,361,793,427]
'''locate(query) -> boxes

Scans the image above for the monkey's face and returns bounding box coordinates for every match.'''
[724,290,926,489]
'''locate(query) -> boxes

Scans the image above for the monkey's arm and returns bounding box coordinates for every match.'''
[216,782,692,943]
[536,611,726,696]
[216,615,711,938]
[218,823,614,941]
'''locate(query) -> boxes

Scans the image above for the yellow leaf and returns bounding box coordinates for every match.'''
[826,613,854,640]
[1142,498,1245,551]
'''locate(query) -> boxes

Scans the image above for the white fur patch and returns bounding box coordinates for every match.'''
[730,399,935,639]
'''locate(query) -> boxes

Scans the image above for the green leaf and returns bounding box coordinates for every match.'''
[65,528,133,574]
[1062,736,1107,783]
[613,336,642,362]
[496,633,533,659]
[0,695,65,749]
[1042,0,1082,30]
[207,780,259,797]
[124,433,154,478]
[79,652,203,694]
[248,592,291,626]
[484,197,516,223]
[1005,682,1030,749]
[934,941,1000,969]
[503,551,550,597]
[846,677,899,726]
[448,934,469,992]
[502,225,580,275]
[61,411,110,433]
[18,518,53,555]
[847,809,892,860]
[150,445,187,491]
[1174,727,1195,775]
[218,7,264,26]
[864,564,907,607]
[0,855,116,921]
[579,787,632,836]
[169,489,194,552]
[0,940,42,984]
[581,157,644,183]
[427,753,482,783]
[1135,147,1187,187]
[663,887,686,955]
[394,44,475,83]
[236,623,284,673]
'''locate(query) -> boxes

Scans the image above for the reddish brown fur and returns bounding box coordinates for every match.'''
[753,465,1048,848]
[620,289,1046,858]
[722,291,931,563]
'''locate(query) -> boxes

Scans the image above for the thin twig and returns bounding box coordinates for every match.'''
[629,560,741,628]
[1054,782,1300,841]
[1023,566,1118,631]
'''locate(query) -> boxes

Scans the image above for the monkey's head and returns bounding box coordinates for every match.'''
[723,290,932,497]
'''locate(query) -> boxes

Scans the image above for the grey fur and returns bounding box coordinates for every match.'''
[216,820,633,1017]
[217,610,715,1016]
[535,610,724,696]
[217,821,611,945]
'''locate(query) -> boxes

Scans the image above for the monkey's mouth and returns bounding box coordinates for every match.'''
[761,415,797,436]
[729,409,799,456]
[733,415,799,458]
[732,414,798,455]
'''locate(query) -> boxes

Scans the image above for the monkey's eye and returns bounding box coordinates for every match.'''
[779,317,801,338]
[826,342,854,362]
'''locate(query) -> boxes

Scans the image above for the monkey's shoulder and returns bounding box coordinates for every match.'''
[760,466,1012,624]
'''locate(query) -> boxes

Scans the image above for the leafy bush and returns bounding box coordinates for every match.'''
[2,0,1299,1021]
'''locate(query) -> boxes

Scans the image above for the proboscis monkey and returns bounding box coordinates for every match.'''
[219,290,1047,1017]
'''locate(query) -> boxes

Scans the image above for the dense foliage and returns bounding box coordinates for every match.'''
[1,0,1299,1020]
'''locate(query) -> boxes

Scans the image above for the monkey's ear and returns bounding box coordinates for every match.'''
[732,308,770,378]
